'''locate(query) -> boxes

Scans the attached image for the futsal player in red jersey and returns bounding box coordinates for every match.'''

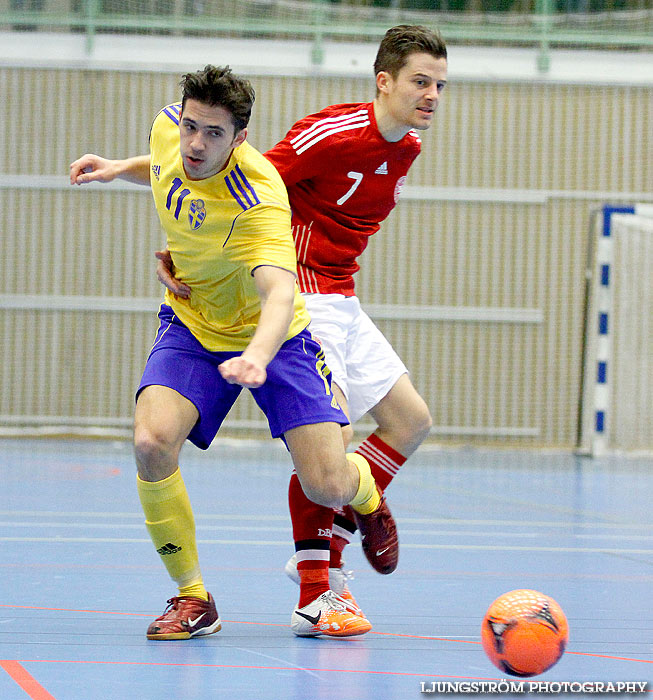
[158,26,448,623]
[268,25,447,619]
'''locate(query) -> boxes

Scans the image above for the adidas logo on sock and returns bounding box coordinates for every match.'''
[375,161,388,175]
[157,542,182,555]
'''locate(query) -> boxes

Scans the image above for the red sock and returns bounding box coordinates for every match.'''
[298,568,329,608]
[288,473,333,607]
[355,433,407,492]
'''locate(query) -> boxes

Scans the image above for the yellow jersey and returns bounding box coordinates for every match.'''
[149,102,310,351]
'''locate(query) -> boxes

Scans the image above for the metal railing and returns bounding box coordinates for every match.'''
[1,0,652,72]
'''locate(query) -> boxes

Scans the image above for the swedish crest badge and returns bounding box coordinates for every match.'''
[188,199,206,230]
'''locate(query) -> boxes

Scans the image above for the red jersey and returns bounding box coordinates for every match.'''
[265,102,421,295]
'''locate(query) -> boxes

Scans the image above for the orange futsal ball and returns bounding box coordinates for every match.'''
[481,589,569,677]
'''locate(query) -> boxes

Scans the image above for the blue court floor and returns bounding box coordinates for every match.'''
[0,438,651,699]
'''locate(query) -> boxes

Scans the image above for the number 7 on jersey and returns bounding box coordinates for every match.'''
[336,171,363,206]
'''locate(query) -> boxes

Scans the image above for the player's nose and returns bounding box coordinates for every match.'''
[190,134,205,151]
[425,87,438,103]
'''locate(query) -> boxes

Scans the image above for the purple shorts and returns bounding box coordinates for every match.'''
[137,305,348,449]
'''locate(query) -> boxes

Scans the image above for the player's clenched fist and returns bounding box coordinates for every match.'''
[69,154,118,185]
[218,357,267,388]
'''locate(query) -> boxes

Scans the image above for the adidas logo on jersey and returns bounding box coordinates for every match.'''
[151,164,161,181]
[375,161,388,175]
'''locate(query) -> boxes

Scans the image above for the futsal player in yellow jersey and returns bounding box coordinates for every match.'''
[70,65,398,640]
[148,100,309,352]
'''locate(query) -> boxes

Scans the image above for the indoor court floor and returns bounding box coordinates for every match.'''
[0,437,651,699]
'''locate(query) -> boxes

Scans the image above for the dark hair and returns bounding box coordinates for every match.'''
[373,25,447,79]
[179,65,255,133]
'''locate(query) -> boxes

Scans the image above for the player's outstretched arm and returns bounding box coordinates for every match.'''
[218,265,296,389]
[69,154,151,186]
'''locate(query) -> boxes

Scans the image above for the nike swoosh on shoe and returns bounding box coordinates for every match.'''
[187,613,206,628]
[296,610,322,626]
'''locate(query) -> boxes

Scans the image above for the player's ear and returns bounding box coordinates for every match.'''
[375,71,392,95]
[233,128,247,148]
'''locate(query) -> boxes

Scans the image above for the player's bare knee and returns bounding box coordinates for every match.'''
[413,404,433,442]
[300,468,348,509]
[400,400,432,444]
[133,426,177,477]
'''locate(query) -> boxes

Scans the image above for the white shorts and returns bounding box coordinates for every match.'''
[303,293,408,423]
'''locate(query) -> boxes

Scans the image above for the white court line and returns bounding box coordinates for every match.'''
[0,537,287,545]
[2,522,652,542]
[395,517,652,530]
[0,510,650,530]
[0,521,290,533]
[237,649,325,681]
[1,536,652,554]
[0,510,288,520]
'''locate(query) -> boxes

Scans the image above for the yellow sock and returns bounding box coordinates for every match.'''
[347,453,381,515]
[137,468,208,601]
[178,582,209,600]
